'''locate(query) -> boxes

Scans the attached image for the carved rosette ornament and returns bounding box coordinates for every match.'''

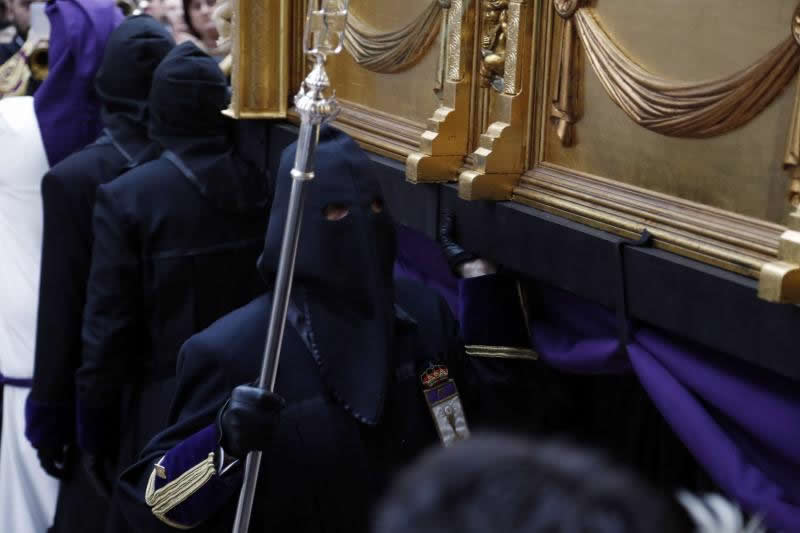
[554,0,580,18]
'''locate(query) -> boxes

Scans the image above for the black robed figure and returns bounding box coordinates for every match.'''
[75,41,271,530]
[117,128,553,533]
[26,16,174,533]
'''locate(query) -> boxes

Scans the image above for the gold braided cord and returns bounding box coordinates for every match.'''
[344,1,442,74]
[573,8,800,138]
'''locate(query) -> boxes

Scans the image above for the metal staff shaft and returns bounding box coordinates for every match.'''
[230,3,348,530]
[231,123,320,533]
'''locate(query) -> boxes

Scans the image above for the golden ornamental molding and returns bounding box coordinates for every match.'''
[225,0,289,119]
[459,0,533,201]
[759,209,800,304]
[514,165,787,279]
[406,0,475,184]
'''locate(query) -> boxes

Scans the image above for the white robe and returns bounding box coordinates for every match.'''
[0,96,59,532]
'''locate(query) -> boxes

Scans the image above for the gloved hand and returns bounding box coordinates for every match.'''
[439,212,497,278]
[217,385,285,459]
[37,444,70,480]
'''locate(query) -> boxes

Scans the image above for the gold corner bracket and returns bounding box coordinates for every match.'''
[224,0,290,119]
[406,0,475,184]
[458,0,532,201]
[759,209,800,304]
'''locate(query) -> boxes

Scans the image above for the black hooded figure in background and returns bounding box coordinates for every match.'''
[75,41,271,532]
[115,128,549,533]
[25,15,174,533]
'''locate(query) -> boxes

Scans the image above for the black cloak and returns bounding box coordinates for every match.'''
[75,41,271,532]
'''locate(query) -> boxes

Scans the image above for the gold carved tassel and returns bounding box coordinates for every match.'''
[551,0,581,146]
[786,74,800,212]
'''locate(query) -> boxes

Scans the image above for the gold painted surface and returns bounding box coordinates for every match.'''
[406,0,475,181]
[459,0,534,199]
[479,0,509,90]
[227,0,289,118]
[543,0,799,224]
[759,209,800,302]
[344,1,441,74]
[324,0,440,127]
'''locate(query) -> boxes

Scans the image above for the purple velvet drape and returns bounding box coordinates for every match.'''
[395,223,800,531]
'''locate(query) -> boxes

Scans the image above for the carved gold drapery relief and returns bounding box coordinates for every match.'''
[552,3,800,143]
[345,1,443,74]
[546,1,800,302]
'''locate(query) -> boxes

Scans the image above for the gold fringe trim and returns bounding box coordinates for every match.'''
[145,453,217,529]
[465,345,539,360]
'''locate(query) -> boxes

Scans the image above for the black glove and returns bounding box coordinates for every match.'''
[218,385,285,459]
[37,444,70,480]
[439,212,477,273]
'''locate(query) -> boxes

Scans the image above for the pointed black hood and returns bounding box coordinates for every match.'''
[259,127,397,425]
[148,42,269,211]
[94,15,174,162]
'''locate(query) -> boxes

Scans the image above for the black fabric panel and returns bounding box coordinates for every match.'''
[367,154,439,240]
[441,184,800,381]
[266,122,800,380]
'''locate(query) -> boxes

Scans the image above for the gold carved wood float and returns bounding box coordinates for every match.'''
[288,0,449,160]
[427,0,800,302]
[228,0,800,302]
[531,0,800,301]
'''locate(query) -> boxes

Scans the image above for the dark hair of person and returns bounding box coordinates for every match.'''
[181,0,194,37]
[374,434,693,533]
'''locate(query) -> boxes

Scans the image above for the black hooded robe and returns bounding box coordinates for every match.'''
[74,42,271,532]
[25,16,175,533]
[115,128,549,533]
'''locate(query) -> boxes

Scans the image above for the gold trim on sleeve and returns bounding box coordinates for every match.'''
[144,453,217,529]
[465,345,539,360]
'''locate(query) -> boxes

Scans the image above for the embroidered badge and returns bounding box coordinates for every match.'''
[420,364,470,447]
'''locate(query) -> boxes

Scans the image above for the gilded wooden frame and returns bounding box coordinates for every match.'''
[511,1,797,287]
[225,0,290,119]
[278,0,800,300]
[454,0,800,300]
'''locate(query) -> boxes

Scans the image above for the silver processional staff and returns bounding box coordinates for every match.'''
[231,1,350,532]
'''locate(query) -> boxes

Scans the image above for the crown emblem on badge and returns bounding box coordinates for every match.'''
[421,364,449,388]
